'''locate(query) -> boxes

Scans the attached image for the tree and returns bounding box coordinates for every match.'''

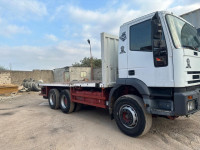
[0,65,7,71]
[72,57,101,69]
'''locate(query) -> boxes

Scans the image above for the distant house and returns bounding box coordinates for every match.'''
[180,8,200,35]
[53,66,91,82]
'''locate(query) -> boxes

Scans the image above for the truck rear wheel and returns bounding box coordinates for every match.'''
[114,95,152,137]
[59,90,75,113]
[48,89,60,109]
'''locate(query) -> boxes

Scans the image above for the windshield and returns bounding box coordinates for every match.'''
[166,14,200,52]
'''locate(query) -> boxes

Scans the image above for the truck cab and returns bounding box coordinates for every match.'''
[117,11,200,116]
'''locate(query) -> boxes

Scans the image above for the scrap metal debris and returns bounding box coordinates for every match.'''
[22,78,43,92]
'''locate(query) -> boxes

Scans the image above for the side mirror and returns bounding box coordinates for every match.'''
[152,12,168,67]
[152,21,162,39]
[153,39,166,49]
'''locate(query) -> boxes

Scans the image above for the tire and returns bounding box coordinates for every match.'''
[28,82,34,90]
[114,95,152,137]
[48,89,60,109]
[24,81,29,88]
[32,82,41,91]
[59,90,75,113]
[22,79,27,86]
[23,79,28,82]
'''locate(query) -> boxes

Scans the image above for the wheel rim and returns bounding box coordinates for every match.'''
[119,104,138,129]
[49,93,55,105]
[61,95,67,109]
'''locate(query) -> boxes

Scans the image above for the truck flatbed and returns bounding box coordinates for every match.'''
[40,80,105,88]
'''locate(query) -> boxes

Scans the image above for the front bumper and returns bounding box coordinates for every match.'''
[147,87,200,116]
[174,88,200,116]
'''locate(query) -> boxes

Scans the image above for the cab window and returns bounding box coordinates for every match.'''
[130,20,152,51]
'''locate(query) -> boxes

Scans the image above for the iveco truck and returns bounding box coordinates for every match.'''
[40,11,200,137]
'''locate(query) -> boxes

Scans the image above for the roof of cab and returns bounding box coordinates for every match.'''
[120,11,171,28]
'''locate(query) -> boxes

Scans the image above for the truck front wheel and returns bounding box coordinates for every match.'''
[114,95,152,137]
[59,90,75,113]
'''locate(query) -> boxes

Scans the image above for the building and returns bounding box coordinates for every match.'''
[180,8,200,35]
[53,66,91,82]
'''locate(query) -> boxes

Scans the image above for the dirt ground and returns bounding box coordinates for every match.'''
[0,92,200,150]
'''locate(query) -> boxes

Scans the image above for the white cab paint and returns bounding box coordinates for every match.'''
[118,12,174,87]
[118,25,128,78]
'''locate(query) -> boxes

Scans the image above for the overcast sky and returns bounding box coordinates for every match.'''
[0,0,199,71]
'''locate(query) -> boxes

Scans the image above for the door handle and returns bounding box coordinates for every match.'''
[128,70,135,75]
[194,52,198,56]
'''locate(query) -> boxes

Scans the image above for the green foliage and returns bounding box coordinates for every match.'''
[72,57,101,69]
[0,65,7,71]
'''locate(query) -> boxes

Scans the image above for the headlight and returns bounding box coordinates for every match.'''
[187,100,196,112]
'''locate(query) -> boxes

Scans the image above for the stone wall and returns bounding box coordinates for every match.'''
[0,70,54,86]
[0,67,102,86]
[0,72,11,84]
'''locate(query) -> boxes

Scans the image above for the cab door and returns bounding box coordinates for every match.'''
[127,13,173,87]
[127,17,155,86]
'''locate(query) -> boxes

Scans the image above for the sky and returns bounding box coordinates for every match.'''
[0,0,200,71]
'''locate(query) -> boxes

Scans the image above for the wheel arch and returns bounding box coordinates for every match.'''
[108,78,150,115]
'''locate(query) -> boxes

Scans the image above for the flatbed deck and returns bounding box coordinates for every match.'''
[39,80,106,88]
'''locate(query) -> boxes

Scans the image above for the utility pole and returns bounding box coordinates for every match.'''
[87,39,93,80]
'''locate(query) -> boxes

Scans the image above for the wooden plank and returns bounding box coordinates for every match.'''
[0,85,18,95]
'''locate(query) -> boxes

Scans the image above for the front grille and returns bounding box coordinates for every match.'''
[188,71,200,74]
[188,80,200,84]
[187,71,200,84]
[193,75,200,79]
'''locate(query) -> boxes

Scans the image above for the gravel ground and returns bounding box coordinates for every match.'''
[0,92,200,150]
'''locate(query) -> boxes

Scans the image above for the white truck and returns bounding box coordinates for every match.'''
[40,11,200,137]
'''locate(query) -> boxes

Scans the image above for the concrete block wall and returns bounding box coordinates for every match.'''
[0,70,54,86]
[69,67,91,81]
[0,72,11,84]
[53,67,92,82]
[53,67,102,82]
[0,67,102,86]
[10,70,54,85]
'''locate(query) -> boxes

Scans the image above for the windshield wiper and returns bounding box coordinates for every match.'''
[182,45,197,50]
